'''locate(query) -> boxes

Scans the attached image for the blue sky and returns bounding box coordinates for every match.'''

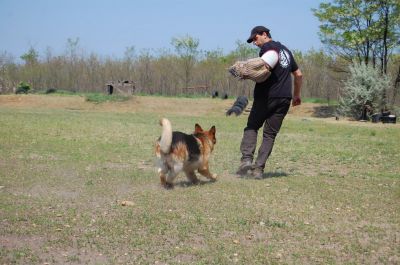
[0,0,325,59]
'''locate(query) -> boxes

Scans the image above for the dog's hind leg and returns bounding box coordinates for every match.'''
[165,171,178,189]
[185,170,199,184]
[158,167,168,187]
[156,155,169,187]
[163,162,183,188]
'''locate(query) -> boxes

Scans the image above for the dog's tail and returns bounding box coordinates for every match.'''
[159,118,172,153]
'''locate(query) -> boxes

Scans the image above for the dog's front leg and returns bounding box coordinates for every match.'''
[198,167,217,181]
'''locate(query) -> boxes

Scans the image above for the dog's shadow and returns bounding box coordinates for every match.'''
[175,179,216,188]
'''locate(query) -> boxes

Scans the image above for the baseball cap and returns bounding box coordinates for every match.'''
[247,26,270,43]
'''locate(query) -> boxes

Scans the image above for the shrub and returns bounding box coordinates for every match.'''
[45,88,57,94]
[15,82,31,94]
[337,62,391,119]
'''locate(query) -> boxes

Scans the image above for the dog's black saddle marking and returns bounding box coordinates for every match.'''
[172,132,200,161]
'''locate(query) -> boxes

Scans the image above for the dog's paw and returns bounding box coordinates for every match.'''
[210,174,218,181]
[191,179,200,185]
[164,182,174,189]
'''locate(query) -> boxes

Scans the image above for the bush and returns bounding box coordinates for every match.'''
[15,82,31,94]
[337,62,390,119]
[45,88,57,94]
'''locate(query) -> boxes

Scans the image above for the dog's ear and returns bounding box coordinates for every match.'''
[209,126,216,144]
[209,126,216,136]
[195,124,203,133]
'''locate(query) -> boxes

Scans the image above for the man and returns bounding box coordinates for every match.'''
[236,25,303,179]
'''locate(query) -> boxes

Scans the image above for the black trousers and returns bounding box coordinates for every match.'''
[240,97,291,170]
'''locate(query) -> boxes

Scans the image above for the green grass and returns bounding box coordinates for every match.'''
[0,95,399,264]
[302,97,338,105]
[84,92,131,103]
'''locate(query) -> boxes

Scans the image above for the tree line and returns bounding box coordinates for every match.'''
[0,38,255,97]
[0,39,398,103]
[0,0,399,110]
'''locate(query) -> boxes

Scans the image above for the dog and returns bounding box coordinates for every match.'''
[155,118,217,188]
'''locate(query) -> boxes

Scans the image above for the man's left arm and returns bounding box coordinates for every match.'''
[292,69,303,106]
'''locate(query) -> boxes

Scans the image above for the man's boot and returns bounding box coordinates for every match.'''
[251,167,264,179]
[236,160,253,176]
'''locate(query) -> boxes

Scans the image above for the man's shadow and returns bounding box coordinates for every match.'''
[237,170,288,180]
[254,171,289,180]
[261,171,288,179]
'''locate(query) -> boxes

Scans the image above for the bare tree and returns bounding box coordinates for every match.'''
[171,35,200,92]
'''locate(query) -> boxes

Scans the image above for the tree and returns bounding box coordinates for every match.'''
[171,35,200,90]
[137,49,154,93]
[312,0,399,73]
[374,0,400,74]
[20,47,40,89]
[294,49,338,103]
[65,37,81,90]
[230,40,258,61]
[66,37,80,62]
[20,47,39,65]
[337,61,390,119]
[0,51,16,93]
[122,46,136,82]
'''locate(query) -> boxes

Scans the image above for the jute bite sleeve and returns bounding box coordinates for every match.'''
[228,57,271,83]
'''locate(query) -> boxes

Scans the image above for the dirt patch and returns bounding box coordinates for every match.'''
[287,102,336,118]
[0,94,233,117]
[1,235,110,265]
[1,95,397,128]
[0,235,46,250]
[0,95,333,119]
[0,94,88,110]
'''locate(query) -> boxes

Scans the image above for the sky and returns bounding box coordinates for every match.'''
[0,0,325,60]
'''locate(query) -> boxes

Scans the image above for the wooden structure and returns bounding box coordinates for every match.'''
[105,80,135,96]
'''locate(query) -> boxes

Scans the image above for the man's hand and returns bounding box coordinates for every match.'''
[292,96,301,106]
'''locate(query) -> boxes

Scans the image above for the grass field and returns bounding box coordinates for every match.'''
[1,94,399,264]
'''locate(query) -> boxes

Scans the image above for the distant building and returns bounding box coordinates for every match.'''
[105,80,135,96]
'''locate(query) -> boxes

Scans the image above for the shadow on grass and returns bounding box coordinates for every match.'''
[175,179,217,188]
[262,171,288,179]
[311,105,337,118]
[237,171,288,180]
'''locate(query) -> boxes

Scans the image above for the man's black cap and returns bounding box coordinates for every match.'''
[246,26,270,43]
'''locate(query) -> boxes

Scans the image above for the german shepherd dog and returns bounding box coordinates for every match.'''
[155,118,217,188]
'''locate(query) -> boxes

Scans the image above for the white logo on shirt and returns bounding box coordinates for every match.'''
[279,50,290,68]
